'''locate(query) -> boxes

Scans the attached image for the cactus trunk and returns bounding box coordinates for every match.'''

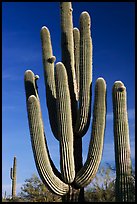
[62,137,84,202]
[10,156,17,199]
[112,81,133,202]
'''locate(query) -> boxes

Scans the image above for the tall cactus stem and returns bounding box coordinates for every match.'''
[60,2,77,127]
[10,156,17,199]
[112,81,133,202]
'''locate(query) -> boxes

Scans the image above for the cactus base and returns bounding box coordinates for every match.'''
[62,187,84,202]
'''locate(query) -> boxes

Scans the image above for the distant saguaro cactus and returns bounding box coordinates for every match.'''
[24,2,106,202]
[112,81,134,202]
[10,156,17,199]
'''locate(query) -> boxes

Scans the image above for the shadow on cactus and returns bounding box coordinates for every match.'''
[24,2,107,202]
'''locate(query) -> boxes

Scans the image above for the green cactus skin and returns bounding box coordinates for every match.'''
[112,81,133,202]
[24,2,106,202]
[10,157,17,199]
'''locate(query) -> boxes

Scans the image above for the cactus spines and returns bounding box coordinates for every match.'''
[112,81,133,202]
[10,156,17,199]
[24,2,106,202]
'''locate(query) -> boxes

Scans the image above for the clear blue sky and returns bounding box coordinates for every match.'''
[2,2,135,197]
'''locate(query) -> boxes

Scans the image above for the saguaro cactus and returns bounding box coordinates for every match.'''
[10,156,17,199]
[112,81,134,202]
[24,2,106,202]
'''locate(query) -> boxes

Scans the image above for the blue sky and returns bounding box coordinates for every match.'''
[2,2,135,197]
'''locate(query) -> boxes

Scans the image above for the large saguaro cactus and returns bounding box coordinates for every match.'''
[24,2,106,202]
[10,156,17,199]
[112,81,134,202]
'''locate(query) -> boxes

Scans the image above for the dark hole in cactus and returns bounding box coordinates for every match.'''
[70,8,73,11]
[47,56,56,63]
[118,87,125,92]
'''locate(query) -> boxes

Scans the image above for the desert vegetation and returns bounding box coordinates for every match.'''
[2,165,135,202]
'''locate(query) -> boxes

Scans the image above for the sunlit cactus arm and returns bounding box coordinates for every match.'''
[24,70,69,195]
[60,2,77,125]
[41,26,58,140]
[55,62,75,184]
[74,12,92,137]
[112,81,133,202]
[74,78,106,188]
[26,95,69,196]
[73,27,80,101]
[40,26,56,98]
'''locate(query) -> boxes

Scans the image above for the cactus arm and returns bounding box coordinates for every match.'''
[24,70,45,133]
[43,134,62,180]
[74,12,92,137]
[27,95,69,195]
[55,62,75,184]
[73,27,80,101]
[60,2,77,126]
[41,26,59,140]
[112,81,132,202]
[24,70,69,195]
[40,26,56,98]
[74,78,106,188]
